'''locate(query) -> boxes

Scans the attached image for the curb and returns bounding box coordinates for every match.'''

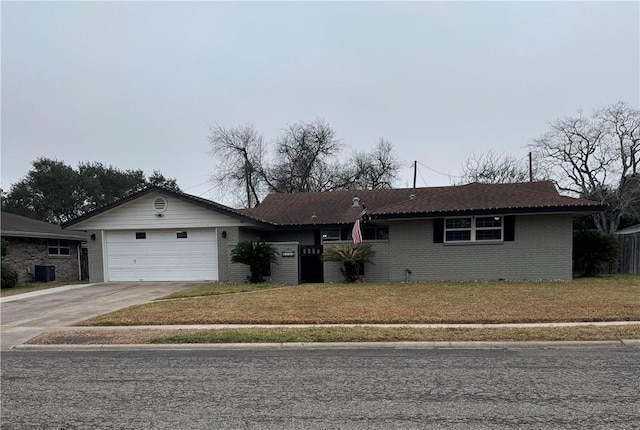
[12,340,638,352]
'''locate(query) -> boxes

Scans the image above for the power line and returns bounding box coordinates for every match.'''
[415,161,462,179]
[196,186,217,199]
[182,180,210,191]
[416,167,428,187]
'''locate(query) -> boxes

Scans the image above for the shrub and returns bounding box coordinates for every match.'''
[230,240,278,283]
[322,243,376,282]
[1,263,19,289]
[573,230,620,277]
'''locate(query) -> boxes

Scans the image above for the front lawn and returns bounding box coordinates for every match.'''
[79,276,640,326]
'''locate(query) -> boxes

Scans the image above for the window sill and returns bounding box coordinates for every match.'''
[443,241,504,246]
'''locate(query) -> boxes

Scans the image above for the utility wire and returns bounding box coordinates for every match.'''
[183,180,210,191]
[416,161,462,179]
[417,166,429,187]
[195,186,217,199]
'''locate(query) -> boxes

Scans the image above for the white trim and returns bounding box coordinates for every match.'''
[153,196,168,213]
[101,230,109,282]
[444,215,503,243]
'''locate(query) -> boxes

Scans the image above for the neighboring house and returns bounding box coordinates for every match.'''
[62,181,603,284]
[615,224,640,274]
[1,212,88,283]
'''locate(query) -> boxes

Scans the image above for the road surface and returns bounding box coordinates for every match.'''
[2,346,638,429]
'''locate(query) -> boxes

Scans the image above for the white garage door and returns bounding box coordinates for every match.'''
[106,229,218,281]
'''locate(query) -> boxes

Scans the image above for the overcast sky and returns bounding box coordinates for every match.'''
[2,1,638,205]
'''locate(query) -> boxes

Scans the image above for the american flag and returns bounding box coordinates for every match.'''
[352,207,367,244]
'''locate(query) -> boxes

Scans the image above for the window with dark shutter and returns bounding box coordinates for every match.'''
[439,216,508,243]
[433,218,444,243]
[504,216,515,241]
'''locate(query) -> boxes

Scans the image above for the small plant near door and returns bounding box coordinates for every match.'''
[322,243,376,283]
[231,240,278,283]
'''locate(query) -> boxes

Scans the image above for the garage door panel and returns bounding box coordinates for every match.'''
[106,229,218,281]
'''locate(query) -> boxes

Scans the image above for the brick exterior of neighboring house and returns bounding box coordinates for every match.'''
[63,181,604,284]
[2,212,87,283]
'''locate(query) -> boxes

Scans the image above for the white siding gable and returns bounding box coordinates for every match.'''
[68,192,252,230]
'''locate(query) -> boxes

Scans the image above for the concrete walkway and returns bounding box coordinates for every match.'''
[37,321,640,331]
[0,282,197,350]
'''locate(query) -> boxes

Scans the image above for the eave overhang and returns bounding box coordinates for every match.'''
[62,186,275,230]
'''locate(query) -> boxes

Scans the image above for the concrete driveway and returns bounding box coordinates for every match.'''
[0,282,195,350]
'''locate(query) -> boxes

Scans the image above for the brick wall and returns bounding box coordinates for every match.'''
[323,241,390,283]
[2,237,81,283]
[227,240,300,284]
[217,227,240,282]
[86,231,104,283]
[268,242,300,285]
[388,214,573,281]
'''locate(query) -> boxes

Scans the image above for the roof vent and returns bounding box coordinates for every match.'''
[409,193,416,200]
[352,197,360,207]
[153,196,168,213]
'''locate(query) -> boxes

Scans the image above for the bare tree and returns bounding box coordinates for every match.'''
[264,119,341,193]
[350,139,400,189]
[208,118,402,205]
[208,123,266,208]
[459,150,530,184]
[530,101,640,233]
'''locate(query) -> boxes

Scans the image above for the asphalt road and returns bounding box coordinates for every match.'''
[2,346,639,429]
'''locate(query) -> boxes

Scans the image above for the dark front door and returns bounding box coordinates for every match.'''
[299,245,323,283]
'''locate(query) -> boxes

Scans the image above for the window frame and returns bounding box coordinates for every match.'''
[444,216,503,243]
[48,239,71,256]
[321,228,341,242]
[361,226,390,241]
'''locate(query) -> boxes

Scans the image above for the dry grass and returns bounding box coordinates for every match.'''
[28,325,640,345]
[159,283,286,299]
[0,280,87,297]
[80,276,640,326]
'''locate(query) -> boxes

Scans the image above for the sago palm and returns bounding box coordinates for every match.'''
[231,240,278,283]
[322,243,376,282]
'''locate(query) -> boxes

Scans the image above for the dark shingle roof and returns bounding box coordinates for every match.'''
[244,181,604,225]
[1,212,87,240]
[60,181,604,230]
